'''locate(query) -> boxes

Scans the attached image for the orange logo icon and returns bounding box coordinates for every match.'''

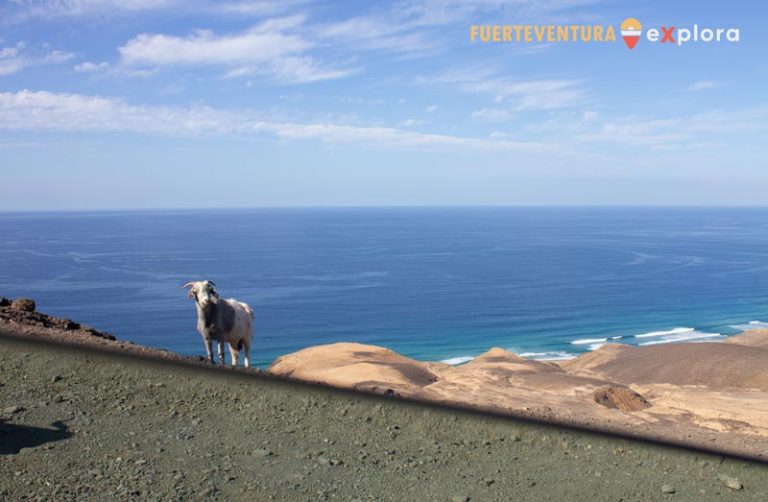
[621,18,642,49]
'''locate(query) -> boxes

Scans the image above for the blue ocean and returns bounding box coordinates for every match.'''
[1,207,767,367]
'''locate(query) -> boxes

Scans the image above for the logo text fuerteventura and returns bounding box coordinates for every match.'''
[469,18,741,50]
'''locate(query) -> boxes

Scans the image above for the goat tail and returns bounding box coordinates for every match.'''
[244,304,254,319]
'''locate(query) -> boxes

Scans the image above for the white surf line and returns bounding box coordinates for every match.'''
[570,337,608,345]
[638,331,723,346]
[731,320,768,331]
[634,327,694,338]
[519,351,578,361]
[440,356,474,365]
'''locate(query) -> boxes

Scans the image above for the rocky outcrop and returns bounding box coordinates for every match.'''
[593,386,650,412]
[0,296,211,367]
[10,298,36,312]
[0,297,114,340]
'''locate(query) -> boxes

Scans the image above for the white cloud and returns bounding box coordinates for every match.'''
[484,80,585,110]
[423,67,586,111]
[42,49,74,63]
[0,90,216,134]
[4,0,303,20]
[572,107,768,149]
[0,45,26,75]
[398,118,424,127]
[73,60,159,78]
[74,61,109,72]
[518,106,768,152]
[120,16,308,65]
[118,16,356,83]
[0,89,546,152]
[256,122,543,151]
[685,80,721,92]
[314,0,601,59]
[214,1,310,16]
[0,42,74,75]
[316,15,438,57]
[472,108,511,121]
[397,0,603,26]
[5,0,174,19]
[342,97,385,106]
[246,56,355,83]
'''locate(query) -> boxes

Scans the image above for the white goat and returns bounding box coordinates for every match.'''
[182,280,254,368]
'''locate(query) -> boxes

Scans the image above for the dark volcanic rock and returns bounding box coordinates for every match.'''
[10,298,36,312]
[0,297,10,307]
[52,317,81,331]
[0,300,115,341]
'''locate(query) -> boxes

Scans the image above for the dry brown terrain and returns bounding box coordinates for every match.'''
[270,333,768,461]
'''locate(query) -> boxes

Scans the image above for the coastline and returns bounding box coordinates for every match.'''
[2,297,768,461]
[6,206,768,369]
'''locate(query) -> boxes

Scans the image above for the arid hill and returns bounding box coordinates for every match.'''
[561,339,768,390]
[270,332,768,460]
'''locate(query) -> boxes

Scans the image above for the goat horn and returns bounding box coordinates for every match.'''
[209,281,216,286]
[181,282,195,289]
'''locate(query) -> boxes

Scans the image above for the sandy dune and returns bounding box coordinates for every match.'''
[270,331,768,460]
[269,343,445,395]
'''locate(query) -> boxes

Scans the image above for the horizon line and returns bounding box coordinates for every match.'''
[4,203,768,215]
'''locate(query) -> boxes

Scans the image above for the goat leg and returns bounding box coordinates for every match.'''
[204,338,214,364]
[242,340,251,369]
[218,340,226,365]
[228,343,239,368]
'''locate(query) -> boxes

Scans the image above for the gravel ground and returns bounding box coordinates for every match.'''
[1,336,767,501]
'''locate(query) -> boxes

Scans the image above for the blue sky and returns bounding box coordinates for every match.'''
[0,0,766,210]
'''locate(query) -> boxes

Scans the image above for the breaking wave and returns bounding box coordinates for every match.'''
[519,351,577,361]
[637,330,723,346]
[634,327,695,339]
[730,320,768,331]
[571,337,608,345]
[441,356,474,365]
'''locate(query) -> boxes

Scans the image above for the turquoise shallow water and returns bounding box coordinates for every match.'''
[1,207,767,367]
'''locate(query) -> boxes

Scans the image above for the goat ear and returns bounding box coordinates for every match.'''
[209,281,216,287]
[187,289,195,300]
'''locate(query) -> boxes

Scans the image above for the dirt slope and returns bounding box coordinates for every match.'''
[3,336,768,501]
